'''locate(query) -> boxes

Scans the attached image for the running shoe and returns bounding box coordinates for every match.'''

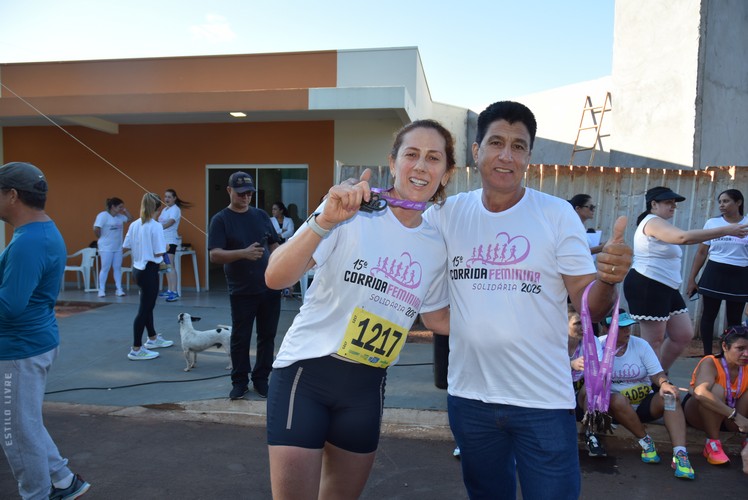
[703,439,730,465]
[115,290,126,297]
[640,437,660,464]
[144,335,174,349]
[127,348,159,361]
[158,290,170,297]
[671,450,695,479]
[585,432,607,457]
[165,291,180,302]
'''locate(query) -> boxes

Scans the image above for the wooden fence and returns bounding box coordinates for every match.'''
[336,162,748,335]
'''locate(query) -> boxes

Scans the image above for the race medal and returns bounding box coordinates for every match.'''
[338,307,407,368]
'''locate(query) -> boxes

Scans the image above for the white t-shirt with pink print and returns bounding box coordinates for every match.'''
[424,188,595,410]
[273,206,449,369]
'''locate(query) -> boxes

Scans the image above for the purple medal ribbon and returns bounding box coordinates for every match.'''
[720,357,743,408]
[371,188,427,211]
[582,281,620,415]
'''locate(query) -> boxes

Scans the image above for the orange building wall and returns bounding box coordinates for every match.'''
[2,121,335,288]
[1,51,338,97]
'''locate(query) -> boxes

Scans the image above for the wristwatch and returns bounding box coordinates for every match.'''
[305,212,331,239]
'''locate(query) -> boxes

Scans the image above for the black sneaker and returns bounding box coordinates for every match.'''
[229,385,249,400]
[253,379,269,398]
[585,432,607,457]
[50,473,90,500]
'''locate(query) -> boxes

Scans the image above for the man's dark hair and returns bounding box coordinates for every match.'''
[475,101,537,149]
[1,187,46,210]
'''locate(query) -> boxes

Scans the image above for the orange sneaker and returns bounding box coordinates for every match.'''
[703,440,730,465]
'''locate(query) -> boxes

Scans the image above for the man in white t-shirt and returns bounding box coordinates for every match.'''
[424,101,632,499]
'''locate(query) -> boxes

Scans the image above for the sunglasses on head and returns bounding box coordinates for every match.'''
[721,325,748,341]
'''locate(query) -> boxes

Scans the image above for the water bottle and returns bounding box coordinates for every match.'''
[664,392,676,412]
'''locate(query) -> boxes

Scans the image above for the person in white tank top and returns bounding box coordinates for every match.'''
[623,186,748,371]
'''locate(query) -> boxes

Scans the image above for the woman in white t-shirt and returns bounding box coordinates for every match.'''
[686,189,748,355]
[157,189,191,301]
[93,197,133,297]
[569,193,605,255]
[263,120,454,499]
[623,186,748,371]
[123,193,174,361]
[600,312,694,479]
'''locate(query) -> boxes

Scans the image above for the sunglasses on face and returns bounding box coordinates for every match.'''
[235,191,252,198]
[582,204,596,210]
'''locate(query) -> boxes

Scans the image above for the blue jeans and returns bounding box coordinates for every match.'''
[448,395,580,500]
[229,290,281,387]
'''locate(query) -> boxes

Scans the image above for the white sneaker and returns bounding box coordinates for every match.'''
[116,290,126,297]
[144,335,174,349]
[127,348,159,360]
[97,291,106,298]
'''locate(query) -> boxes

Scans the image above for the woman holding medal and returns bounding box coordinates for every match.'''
[264,120,454,499]
[682,325,748,467]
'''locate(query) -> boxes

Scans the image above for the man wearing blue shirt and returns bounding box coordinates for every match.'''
[0,162,90,499]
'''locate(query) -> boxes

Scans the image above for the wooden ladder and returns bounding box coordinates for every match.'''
[570,92,612,165]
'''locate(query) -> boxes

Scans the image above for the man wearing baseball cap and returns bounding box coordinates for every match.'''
[208,171,283,400]
[0,162,91,498]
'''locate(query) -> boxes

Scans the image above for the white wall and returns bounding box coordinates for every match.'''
[512,77,612,166]
[334,118,404,167]
[696,0,748,167]
[610,0,702,169]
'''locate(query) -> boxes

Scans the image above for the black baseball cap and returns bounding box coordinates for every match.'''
[228,171,256,193]
[646,186,685,204]
[0,162,48,194]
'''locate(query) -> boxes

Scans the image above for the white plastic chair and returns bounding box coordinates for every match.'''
[62,247,99,292]
[121,250,133,290]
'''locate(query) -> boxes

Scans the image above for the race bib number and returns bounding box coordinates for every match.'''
[337,307,407,368]
[621,383,652,405]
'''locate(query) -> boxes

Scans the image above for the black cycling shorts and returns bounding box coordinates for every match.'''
[266,355,387,453]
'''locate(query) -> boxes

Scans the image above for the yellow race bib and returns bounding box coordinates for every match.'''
[620,383,652,405]
[337,307,407,368]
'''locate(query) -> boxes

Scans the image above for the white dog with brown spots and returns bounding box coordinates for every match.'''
[177,313,232,372]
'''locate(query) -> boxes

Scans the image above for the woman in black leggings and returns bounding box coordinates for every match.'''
[122,192,175,360]
[687,189,748,355]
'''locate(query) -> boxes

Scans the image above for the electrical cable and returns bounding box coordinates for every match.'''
[0,81,207,237]
[44,361,435,394]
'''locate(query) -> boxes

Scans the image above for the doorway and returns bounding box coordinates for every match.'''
[205,165,308,291]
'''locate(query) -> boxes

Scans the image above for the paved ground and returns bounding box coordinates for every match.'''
[2,404,746,499]
[1,288,746,498]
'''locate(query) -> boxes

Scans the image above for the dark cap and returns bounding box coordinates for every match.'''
[0,162,48,194]
[228,171,256,193]
[646,186,685,204]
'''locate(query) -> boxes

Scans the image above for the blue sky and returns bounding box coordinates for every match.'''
[0,0,614,112]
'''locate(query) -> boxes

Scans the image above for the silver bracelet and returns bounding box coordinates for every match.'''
[727,407,738,420]
[306,213,331,239]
